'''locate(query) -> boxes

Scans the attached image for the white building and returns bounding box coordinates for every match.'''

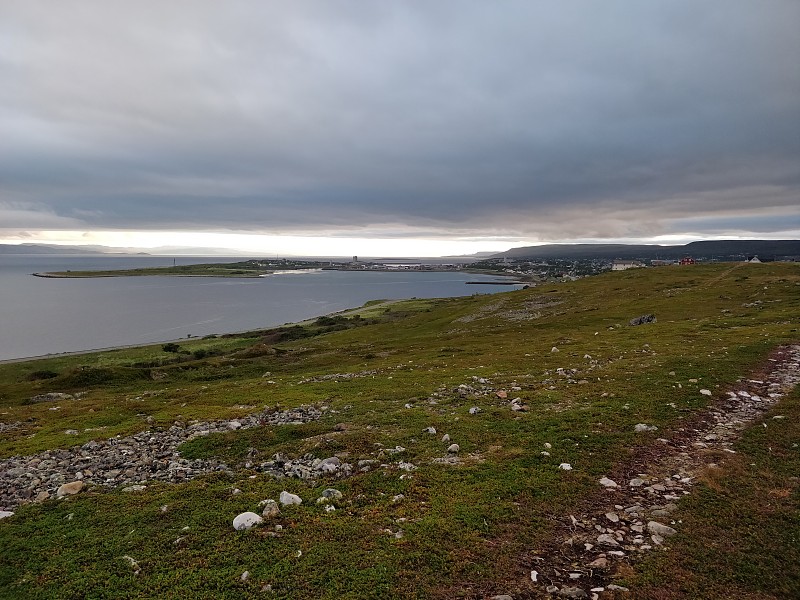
[611,260,644,271]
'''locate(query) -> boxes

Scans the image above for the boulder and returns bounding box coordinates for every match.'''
[647,521,677,537]
[260,500,280,518]
[233,512,263,531]
[56,481,84,498]
[629,314,656,326]
[279,491,302,506]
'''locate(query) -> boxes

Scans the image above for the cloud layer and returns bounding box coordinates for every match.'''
[1,1,799,244]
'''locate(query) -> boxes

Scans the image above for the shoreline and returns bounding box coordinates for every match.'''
[8,271,525,364]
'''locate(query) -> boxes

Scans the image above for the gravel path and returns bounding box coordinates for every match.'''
[520,344,800,599]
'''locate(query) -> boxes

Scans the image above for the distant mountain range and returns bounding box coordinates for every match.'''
[492,240,800,261]
[0,243,147,255]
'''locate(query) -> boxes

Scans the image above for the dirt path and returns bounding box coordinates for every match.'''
[701,261,744,288]
[490,344,800,599]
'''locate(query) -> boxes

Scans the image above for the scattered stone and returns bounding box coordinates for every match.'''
[588,557,607,568]
[233,512,263,531]
[0,404,328,511]
[56,481,84,498]
[30,392,74,403]
[629,478,645,487]
[441,434,451,443]
[629,314,656,326]
[260,500,280,518]
[634,423,658,432]
[423,426,437,434]
[551,347,560,353]
[316,456,341,472]
[700,389,712,396]
[279,491,302,506]
[647,521,677,537]
[490,596,514,600]
[320,488,343,501]
[240,571,250,582]
[597,534,619,547]
[447,444,460,453]
[121,555,140,574]
[599,477,618,488]
[558,587,587,598]
[604,512,619,523]
[469,406,481,415]
[0,511,14,519]
[559,463,573,471]
[122,485,147,493]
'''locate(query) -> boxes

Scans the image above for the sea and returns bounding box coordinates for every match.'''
[0,255,520,362]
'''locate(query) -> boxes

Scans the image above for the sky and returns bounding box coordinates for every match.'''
[1,1,799,257]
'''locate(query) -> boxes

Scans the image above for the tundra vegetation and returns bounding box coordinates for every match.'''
[0,263,798,599]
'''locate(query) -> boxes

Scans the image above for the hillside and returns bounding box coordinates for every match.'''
[494,240,800,261]
[0,262,798,599]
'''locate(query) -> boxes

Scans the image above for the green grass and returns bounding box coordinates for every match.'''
[0,262,799,598]
[625,385,800,600]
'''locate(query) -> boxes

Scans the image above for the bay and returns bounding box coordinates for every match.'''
[0,255,519,361]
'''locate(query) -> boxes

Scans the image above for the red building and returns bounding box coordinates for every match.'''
[679,256,696,265]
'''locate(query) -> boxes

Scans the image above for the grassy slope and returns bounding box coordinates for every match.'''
[0,263,798,599]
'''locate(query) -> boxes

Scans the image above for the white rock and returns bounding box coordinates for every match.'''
[700,389,712,396]
[240,571,250,582]
[605,512,619,523]
[0,511,14,519]
[56,481,85,498]
[233,512,263,531]
[597,533,619,546]
[447,444,460,453]
[469,406,481,414]
[279,491,302,506]
[551,347,559,353]
[441,434,451,442]
[122,485,147,493]
[634,423,658,432]
[260,500,280,518]
[599,477,618,488]
[559,463,573,471]
[544,442,552,449]
[423,426,437,434]
[647,521,677,536]
[320,488,343,501]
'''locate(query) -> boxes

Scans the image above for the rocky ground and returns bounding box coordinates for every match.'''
[0,405,325,511]
[2,344,798,599]
[516,344,800,599]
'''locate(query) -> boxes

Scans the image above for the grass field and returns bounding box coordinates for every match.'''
[0,262,798,599]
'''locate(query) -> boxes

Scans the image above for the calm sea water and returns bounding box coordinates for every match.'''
[0,255,519,361]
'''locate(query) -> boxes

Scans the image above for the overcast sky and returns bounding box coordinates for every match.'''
[1,1,798,255]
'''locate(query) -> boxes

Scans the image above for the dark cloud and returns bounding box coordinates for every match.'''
[1,1,799,241]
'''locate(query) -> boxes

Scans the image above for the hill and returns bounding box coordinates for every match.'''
[494,239,800,260]
[0,262,798,598]
[0,243,121,255]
